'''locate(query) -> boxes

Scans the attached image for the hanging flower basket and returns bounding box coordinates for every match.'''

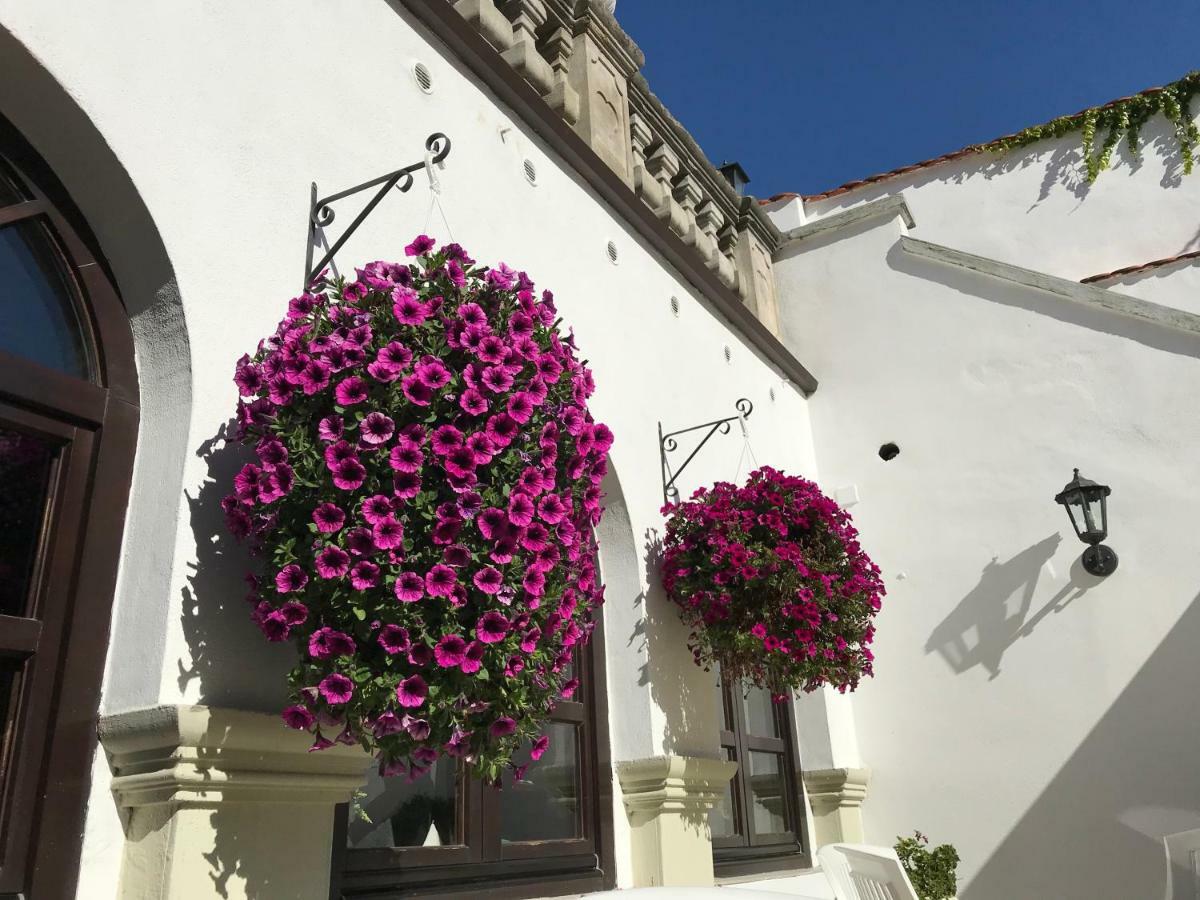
[660,466,883,695]
[222,236,612,782]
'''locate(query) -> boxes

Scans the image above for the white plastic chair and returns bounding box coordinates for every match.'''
[818,843,920,900]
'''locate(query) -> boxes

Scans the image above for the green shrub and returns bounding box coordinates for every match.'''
[895,831,959,900]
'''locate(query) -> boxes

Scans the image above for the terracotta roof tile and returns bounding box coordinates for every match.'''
[1081,249,1200,284]
[760,80,1180,206]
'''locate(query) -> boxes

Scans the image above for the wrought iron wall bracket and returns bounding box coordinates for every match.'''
[304,132,451,290]
[659,398,753,505]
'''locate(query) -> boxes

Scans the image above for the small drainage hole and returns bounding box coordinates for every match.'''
[878,442,900,461]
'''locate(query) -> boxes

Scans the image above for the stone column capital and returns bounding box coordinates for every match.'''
[617,754,737,817]
[803,766,872,847]
[100,704,371,809]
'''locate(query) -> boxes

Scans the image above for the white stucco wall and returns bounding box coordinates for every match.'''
[772,205,1200,899]
[0,2,823,897]
[1097,258,1200,314]
[792,111,1200,291]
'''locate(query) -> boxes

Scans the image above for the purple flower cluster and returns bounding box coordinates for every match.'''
[224,238,611,783]
[660,466,883,696]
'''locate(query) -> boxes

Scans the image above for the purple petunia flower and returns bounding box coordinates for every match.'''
[477,507,507,540]
[315,546,351,579]
[508,492,535,528]
[406,718,431,741]
[415,358,451,389]
[319,673,354,705]
[350,560,380,590]
[345,527,375,556]
[361,494,394,525]
[425,564,458,597]
[475,611,510,644]
[404,234,436,256]
[506,392,535,424]
[313,503,346,533]
[434,634,468,668]
[396,674,428,708]
[401,374,433,406]
[276,564,308,593]
[472,566,504,595]
[424,536,459,564]
[280,601,309,625]
[431,425,464,456]
[360,412,396,445]
[392,471,422,500]
[392,288,430,325]
[282,704,315,730]
[408,643,433,667]
[489,717,517,739]
[309,627,356,659]
[530,734,550,761]
[394,571,425,603]
[459,387,489,416]
[334,376,368,406]
[389,441,423,473]
[372,516,405,550]
[445,728,472,757]
[481,365,514,394]
[537,493,567,525]
[378,624,410,654]
[331,457,367,490]
[486,414,519,448]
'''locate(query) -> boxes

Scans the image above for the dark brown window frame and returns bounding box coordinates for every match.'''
[713,678,811,878]
[332,609,615,900]
[0,115,139,900]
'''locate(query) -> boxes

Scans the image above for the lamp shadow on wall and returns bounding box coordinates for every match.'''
[965,591,1200,900]
[925,534,1101,679]
[184,422,295,898]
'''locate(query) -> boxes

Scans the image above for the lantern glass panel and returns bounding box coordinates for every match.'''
[1063,494,1085,537]
[1085,494,1107,539]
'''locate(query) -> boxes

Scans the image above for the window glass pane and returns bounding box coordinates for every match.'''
[0,221,89,378]
[346,758,458,849]
[747,751,789,834]
[708,747,739,838]
[501,721,579,842]
[0,424,58,617]
[742,683,781,738]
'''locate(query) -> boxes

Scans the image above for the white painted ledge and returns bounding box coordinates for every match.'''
[780,194,915,247]
[900,236,1200,338]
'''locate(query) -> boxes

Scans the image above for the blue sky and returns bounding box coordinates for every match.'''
[617,1,1200,198]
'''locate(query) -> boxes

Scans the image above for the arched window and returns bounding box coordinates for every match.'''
[0,118,138,898]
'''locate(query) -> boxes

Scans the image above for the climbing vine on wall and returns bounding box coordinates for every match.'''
[988,70,1200,182]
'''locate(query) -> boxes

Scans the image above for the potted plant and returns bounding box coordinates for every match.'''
[660,466,884,695]
[895,831,959,900]
[223,236,611,783]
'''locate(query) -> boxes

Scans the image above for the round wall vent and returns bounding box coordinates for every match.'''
[523,159,537,184]
[606,241,619,264]
[413,62,434,93]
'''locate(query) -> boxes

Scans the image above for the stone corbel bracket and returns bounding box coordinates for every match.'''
[101,704,371,809]
[803,766,871,846]
[617,755,738,887]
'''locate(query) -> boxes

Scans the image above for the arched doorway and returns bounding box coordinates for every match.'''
[0,117,138,898]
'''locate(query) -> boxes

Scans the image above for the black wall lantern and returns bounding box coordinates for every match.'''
[1054,468,1118,576]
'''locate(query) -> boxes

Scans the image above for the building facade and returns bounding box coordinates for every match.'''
[1,2,1198,899]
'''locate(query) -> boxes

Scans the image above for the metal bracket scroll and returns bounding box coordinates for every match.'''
[304,132,451,290]
[659,398,754,505]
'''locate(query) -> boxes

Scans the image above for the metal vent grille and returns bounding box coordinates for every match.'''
[669,295,680,316]
[413,62,433,93]
[523,159,537,184]
[606,241,618,264]
[723,345,732,363]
